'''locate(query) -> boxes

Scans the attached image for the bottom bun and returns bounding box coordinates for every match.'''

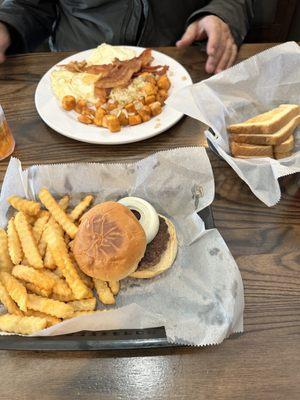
[129,216,177,279]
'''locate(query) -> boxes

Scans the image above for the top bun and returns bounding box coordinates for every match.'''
[73,201,147,281]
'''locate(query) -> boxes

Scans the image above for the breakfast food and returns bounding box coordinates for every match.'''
[228,104,299,159]
[0,190,177,335]
[51,44,171,133]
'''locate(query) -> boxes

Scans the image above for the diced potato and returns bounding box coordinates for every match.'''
[143,82,157,96]
[77,115,93,124]
[149,101,162,116]
[102,115,121,132]
[107,100,118,111]
[138,105,151,122]
[125,103,135,113]
[62,96,76,111]
[118,110,129,126]
[128,114,142,126]
[156,89,168,105]
[157,75,171,90]
[81,107,95,117]
[144,95,156,105]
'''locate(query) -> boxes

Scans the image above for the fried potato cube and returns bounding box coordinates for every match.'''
[27,293,74,319]
[107,100,118,111]
[149,101,162,116]
[128,114,142,126]
[143,82,158,96]
[39,189,78,239]
[81,107,95,117]
[0,314,47,334]
[68,297,96,312]
[144,94,156,105]
[102,115,121,132]
[7,218,23,266]
[23,282,52,298]
[69,195,94,222]
[62,95,76,111]
[78,114,93,124]
[7,195,41,216]
[0,279,23,315]
[157,75,171,90]
[14,212,43,269]
[125,103,136,113]
[32,212,50,244]
[118,110,129,126]
[93,279,115,305]
[12,265,55,292]
[0,271,27,311]
[156,89,168,105]
[24,309,61,327]
[94,115,103,127]
[95,98,106,108]
[138,105,151,122]
[44,222,92,299]
[0,228,13,272]
[108,281,120,296]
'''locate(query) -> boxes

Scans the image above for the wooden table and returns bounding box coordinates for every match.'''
[0,44,299,400]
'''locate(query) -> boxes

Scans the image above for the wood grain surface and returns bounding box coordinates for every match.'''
[0,44,299,400]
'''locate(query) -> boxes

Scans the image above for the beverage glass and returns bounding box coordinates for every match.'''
[0,105,15,160]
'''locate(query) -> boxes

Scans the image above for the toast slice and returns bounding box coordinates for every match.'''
[274,150,294,159]
[229,115,300,145]
[228,104,300,135]
[230,142,273,158]
[274,134,295,153]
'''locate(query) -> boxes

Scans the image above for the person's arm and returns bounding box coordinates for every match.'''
[0,0,57,56]
[177,0,254,74]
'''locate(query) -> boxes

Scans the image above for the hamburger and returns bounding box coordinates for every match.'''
[73,199,177,281]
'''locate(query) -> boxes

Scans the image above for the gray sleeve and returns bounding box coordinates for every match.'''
[0,0,57,53]
[187,0,255,46]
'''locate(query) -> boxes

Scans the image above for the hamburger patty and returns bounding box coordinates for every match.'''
[137,217,170,269]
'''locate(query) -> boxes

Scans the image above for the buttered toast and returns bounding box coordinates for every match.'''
[228,104,300,135]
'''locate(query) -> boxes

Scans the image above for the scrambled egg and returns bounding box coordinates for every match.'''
[51,44,137,104]
[87,43,135,65]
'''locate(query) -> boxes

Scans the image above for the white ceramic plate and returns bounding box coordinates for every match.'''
[35,46,192,145]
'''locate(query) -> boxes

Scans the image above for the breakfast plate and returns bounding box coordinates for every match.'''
[35,46,193,145]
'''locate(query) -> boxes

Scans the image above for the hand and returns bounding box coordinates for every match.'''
[176,15,237,74]
[0,22,11,63]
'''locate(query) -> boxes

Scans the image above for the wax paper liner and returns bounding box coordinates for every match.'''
[0,148,244,346]
[167,42,300,206]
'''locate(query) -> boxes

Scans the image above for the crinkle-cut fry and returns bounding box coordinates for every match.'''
[0,279,23,315]
[0,314,47,334]
[14,212,43,269]
[23,282,52,298]
[45,222,92,300]
[44,246,56,269]
[69,253,94,289]
[108,281,120,296]
[43,270,73,299]
[0,228,13,272]
[0,271,27,311]
[68,297,96,312]
[39,189,78,238]
[7,195,41,216]
[12,265,55,292]
[38,230,48,259]
[69,310,97,318]
[27,293,74,319]
[24,214,36,225]
[24,310,61,327]
[32,212,50,244]
[93,279,115,305]
[7,217,23,265]
[69,195,94,222]
[58,195,70,211]
[52,292,75,302]
[0,314,45,334]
